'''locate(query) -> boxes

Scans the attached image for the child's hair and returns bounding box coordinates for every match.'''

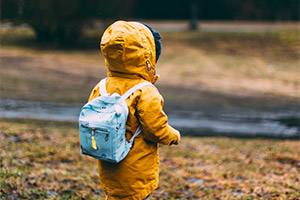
[140,23,162,63]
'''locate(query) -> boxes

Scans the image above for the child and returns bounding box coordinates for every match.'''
[88,21,181,200]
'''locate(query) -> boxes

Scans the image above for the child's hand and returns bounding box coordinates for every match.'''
[174,131,181,145]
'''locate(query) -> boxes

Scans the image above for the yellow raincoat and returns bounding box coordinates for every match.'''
[88,21,180,200]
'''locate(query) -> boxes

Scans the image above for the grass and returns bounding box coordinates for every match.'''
[0,26,299,104]
[0,118,299,199]
[0,24,299,199]
[158,30,299,98]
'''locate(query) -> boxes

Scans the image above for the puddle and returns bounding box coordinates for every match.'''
[169,113,299,138]
[0,99,299,139]
[0,99,80,122]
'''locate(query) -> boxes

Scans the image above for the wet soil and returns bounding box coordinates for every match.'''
[1,85,299,139]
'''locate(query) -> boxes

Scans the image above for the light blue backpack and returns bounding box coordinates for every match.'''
[79,78,153,163]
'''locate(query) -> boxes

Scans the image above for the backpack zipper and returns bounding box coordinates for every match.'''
[81,125,110,150]
[81,124,109,143]
[81,124,109,133]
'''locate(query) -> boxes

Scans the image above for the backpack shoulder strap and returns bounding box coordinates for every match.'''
[99,78,108,96]
[128,126,142,148]
[120,81,155,148]
[121,81,153,101]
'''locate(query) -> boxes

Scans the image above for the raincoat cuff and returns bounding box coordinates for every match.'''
[167,126,180,146]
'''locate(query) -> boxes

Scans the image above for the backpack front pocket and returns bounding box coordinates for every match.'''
[93,128,111,159]
[80,125,112,160]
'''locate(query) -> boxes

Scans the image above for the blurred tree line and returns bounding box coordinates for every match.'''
[1,0,298,45]
[0,0,134,44]
[134,0,299,21]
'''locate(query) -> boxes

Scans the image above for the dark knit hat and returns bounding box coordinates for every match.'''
[141,23,162,63]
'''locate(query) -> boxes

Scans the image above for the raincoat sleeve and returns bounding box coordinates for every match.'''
[137,86,180,146]
[88,83,100,102]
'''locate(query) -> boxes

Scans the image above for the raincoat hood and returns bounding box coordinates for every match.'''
[100,21,159,83]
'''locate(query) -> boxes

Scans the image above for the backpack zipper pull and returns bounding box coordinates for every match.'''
[91,129,97,150]
[91,136,97,150]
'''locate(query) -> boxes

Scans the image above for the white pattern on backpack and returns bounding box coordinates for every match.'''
[79,78,154,163]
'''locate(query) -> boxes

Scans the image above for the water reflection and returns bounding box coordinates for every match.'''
[0,99,299,139]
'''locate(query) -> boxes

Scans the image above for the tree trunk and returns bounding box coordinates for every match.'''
[189,1,199,30]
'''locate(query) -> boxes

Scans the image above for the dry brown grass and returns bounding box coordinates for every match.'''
[1,28,299,104]
[0,118,299,199]
[0,46,106,103]
[158,31,299,98]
